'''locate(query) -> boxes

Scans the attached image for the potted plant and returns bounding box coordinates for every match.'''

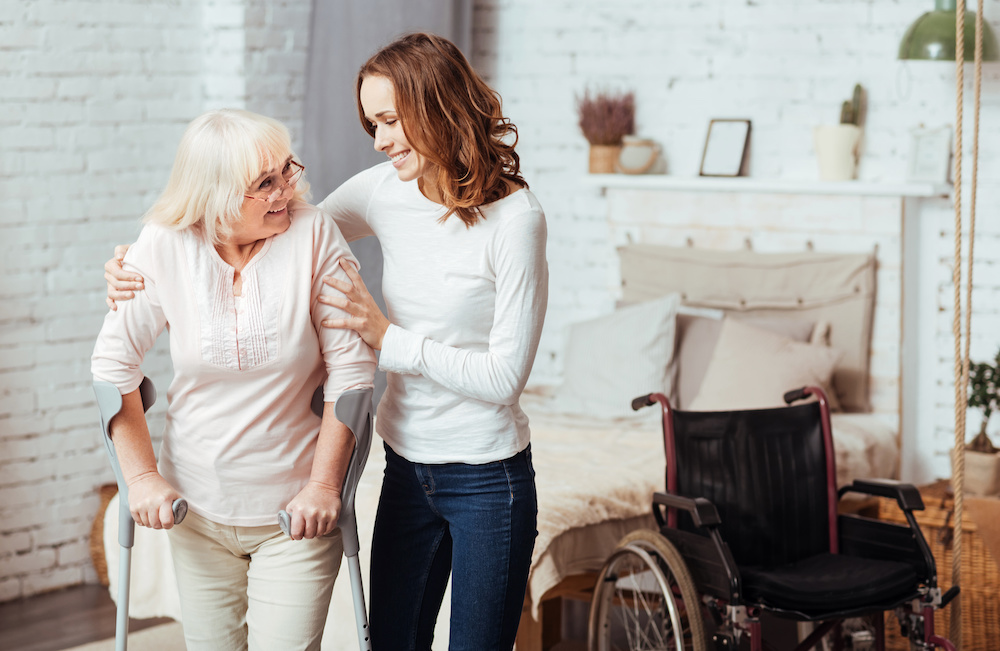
[966,346,1000,495]
[814,84,865,181]
[577,89,635,173]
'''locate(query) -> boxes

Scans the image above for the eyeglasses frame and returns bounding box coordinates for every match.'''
[244,160,306,203]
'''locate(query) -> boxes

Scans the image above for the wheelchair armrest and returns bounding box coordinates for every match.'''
[653,493,742,603]
[838,478,924,511]
[653,492,722,528]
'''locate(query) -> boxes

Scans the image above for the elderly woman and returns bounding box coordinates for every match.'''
[91,108,375,651]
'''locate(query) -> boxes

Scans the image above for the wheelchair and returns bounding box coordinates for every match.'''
[587,386,958,651]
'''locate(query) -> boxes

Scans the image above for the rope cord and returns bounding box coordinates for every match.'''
[948,1,987,647]
[967,2,983,406]
[949,1,966,647]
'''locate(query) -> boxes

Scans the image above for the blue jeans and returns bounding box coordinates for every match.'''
[369,443,538,651]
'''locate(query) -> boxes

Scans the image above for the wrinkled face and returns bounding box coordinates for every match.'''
[234,156,298,243]
[360,75,433,187]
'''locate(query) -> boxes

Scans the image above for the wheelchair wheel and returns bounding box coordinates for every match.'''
[588,529,706,651]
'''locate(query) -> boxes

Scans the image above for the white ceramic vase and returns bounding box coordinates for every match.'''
[814,124,863,181]
[617,136,662,174]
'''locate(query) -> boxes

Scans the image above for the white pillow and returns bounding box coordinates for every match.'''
[554,294,680,418]
[689,317,842,411]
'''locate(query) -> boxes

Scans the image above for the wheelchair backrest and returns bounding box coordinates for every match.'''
[671,402,833,568]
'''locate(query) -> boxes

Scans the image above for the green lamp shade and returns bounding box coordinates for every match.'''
[899,3,1000,61]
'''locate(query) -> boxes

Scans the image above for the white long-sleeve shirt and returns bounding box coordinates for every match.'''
[317,162,548,464]
[92,203,376,525]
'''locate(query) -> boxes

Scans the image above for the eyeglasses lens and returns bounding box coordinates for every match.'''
[283,162,304,186]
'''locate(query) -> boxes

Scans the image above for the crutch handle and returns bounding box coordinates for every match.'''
[276,509,338,538]
[172,498,188,525]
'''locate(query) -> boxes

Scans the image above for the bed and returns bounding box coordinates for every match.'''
[98,244,901,650]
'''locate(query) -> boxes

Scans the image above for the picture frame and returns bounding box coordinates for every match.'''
[699,119,751,177]
[906,126,952,184]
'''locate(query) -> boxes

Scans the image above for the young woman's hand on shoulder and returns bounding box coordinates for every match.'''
[319,259,390,350]
[104,244,144,310]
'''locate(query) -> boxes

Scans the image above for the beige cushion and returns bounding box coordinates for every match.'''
[554,294,680,418]
[619,244,875,412]
[673,313,723,409]
[689,318,842,411]
[674,312,816,410]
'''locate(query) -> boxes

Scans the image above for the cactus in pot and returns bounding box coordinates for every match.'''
[839,84,865,127]
[815,83,865,181]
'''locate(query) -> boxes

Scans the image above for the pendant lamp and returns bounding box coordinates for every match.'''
[899,0,1000,60]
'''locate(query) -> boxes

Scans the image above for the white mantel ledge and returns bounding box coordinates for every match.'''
[583,174,951,198]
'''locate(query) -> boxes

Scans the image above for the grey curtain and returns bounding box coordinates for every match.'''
[302,0,472,408]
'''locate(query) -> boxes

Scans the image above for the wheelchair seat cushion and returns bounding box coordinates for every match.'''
[740,553,918,614]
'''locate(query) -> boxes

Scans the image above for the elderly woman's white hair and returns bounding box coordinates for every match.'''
[144,109,310,244]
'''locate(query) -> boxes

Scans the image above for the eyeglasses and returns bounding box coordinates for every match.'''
[244,160,305,203]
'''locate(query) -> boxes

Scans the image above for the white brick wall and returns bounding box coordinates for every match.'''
[5,0,1000,601]
[244,0,311,148]
[0,0,310,601]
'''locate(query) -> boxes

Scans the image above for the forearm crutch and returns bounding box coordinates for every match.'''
[94,378,187,651]
[279,387,374,651]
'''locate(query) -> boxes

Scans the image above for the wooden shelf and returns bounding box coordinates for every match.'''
[582,174,951,198]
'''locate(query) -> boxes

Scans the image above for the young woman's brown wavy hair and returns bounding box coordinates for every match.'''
[356,32,526,227]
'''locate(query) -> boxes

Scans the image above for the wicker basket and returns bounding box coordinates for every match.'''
[90,483,118,587]
[878,483,1000,651]
[588,145,621,174]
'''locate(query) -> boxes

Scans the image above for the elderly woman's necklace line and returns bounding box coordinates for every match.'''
[218,238,264,272]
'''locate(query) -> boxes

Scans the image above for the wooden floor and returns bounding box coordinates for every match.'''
[0,584,171,651]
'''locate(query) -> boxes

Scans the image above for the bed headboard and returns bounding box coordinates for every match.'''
[618,244,877,413]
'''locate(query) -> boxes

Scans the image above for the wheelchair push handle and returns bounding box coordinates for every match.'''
[783,387,810,404]
[631,394,655,411]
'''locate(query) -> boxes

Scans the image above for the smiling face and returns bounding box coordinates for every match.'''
[231,156,296,244]
[360,75,439,198]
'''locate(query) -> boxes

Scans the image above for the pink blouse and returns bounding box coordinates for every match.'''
[92,203,376,526]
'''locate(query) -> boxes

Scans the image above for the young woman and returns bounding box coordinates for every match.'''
[93,109,376,651]
[104,33,548,650]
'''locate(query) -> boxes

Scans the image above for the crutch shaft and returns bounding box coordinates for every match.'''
[346,554,372,651]
[116,545,131,651]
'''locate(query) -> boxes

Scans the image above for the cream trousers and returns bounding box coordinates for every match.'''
[167,510,343,651]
